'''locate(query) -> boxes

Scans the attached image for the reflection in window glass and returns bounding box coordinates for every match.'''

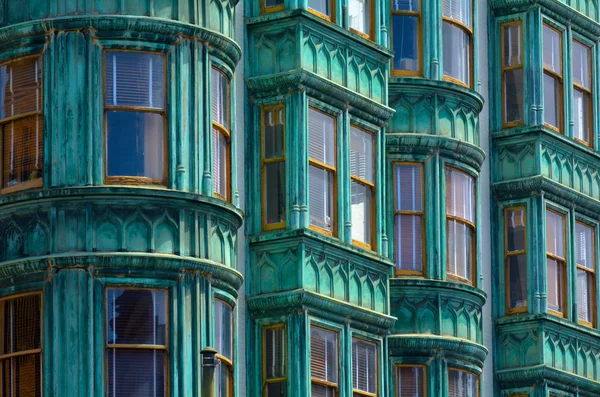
[212,68,231,200]
[350,126,375,248]
[576,222,595,326]
[546,210,566,316]
[505,208,527,312]
[391,0,419,73]
[349,0,370,37]
[443,23,470,86]
[394,164,424,274]
[262,106,286,228]
[397,366,425,397]
[448,369,478,397]
[542,25,562,131]
[572,41,592,145]
[308,0,331,17]
[502,22,523,125]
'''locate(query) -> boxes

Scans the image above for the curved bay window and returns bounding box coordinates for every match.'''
[445,168,475,284]
[106,288,168,397]
[546,209,566,317]
[501,21,524,127]
[350,126,375,249]
[448,369,478,397]
[0,56,43,194]
[397,365,426,397]
[215,299,234,397]
[212,68,231,201]
[262,105,286,230]
[0,293,42,397]
[391,0,420,75]
[576,221,595,327]
[442,0,472,87]
[572,40,592,146]
[505,207,527,314]
[310,326,338,396]
[105,51,166,185]
[352,338,377,396]
[543,24,563,132]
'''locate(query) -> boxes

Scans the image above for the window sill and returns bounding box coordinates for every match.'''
[1,179,43,195]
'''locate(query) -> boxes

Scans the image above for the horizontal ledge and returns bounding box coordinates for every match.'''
[387,334,488,365]
[390,278,487,303]
[496,365,600,393]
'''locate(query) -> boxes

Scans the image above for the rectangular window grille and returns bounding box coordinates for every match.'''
[263,325,286,396]
[397,365,425,397]
[546,209,567,317]
[262,105,286,230]
[212,68,231,201]
[106,288,167,397]
[442,0,472,86]
[0,56,43,193]
[350,125,375,249]
[543,24,563,132]
[572,40,592,146]
[447,369,478,397]
[576,221,595,327]
[391,0,420,74]
[505,207,527,313]
[215,299,234,397]
[310,326,338,396]
[502,22,524,126]
[352,338,377,396]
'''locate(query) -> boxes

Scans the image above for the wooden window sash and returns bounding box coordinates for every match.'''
[447,368,478,397]
[572,39,593,147]
[390,0,422,77]
[396,365,427,397]
[350,125,375,250]
[261,105,286,231]
[262,324,287,394]
[310,326,338,390]
[504,206,528,314]
[211,68,231,202]
[575,220,596,326]
[351,338,378,396]
[542,24,564,133]
[261,0,285,13]
[501,21,524,127]
[308,0,336,22]
[348,0,375,40]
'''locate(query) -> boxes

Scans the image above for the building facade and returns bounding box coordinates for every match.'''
[0,0,596,396]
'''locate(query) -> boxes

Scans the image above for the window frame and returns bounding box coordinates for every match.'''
[261,104,286,231]
[211,66,232,202]
[351,336,379,397]
[504,205,528,315]
[395,364,427,397]
[445,166,476,285]
[308,0,336,22]
[104,287,169,397]
[545,207,568,319]
[542,22,564,133]
[261,0,285,13]
[575,219,596,328]
[309,324,340,395]
[262,323,287,396]
[308,106,338,237]
[501,20,524,128]
[447,367,479,397]
[103,50,168,187]
[393,162,425,276]
[390,0,422,76]
[350,124,376,250]
[214,298,234,397]
[0,54,44,194]
[571,38,593,147]
[348,0,375,40]
[442,0,474,88]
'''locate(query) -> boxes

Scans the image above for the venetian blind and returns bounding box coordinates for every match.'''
[106,52,164,109]
[395,165,422,211]
[350,126,373,183]
[543,25,561,74]
[545,210,564,258]
[107,348,166,397]
[308,109,335,166]
[310,327,338,383]
[576,222,592,269]
[0,57,41,120]
[572,41,590,89]
[442,0,470,27]
[352,338,376,393]
[398,366,423,397]
[265,327,286,379]
[212,68,230,130]
[445,168,474,222]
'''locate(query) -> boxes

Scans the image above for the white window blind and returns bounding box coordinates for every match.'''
[310,327,338,385]
[442,0,470,27]
[395,164,424,272]
[212,68,230,130]
[543,25,561,74]
[106,52,164,109]
[352,338,377,394]
[448,369,477,397]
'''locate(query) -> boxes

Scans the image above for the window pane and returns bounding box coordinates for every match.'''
[106,111,164,180]
[106,52,164,109]
[266,382,286,396]
[508,254,528,310]
[443,22,470,86]
[392,0,419,11]
[1,295,41,355]
[312,383,336,397]
[395,214,423,272]
[503,23,522,67]
[309,165,334,231]
[392,16,419,72]
[308,109,335,167]
[213,127,229,199]
[547,258,565,313]
[573,88,590,144]
[266,162,285,225]
[264,108,285,159]
[445,168,475,223]
[448,369,478,397]
[506,208,525,252]
[14,353,42,397]
[107,349,166,397]
[397,366,425,397]
[2,115,43,188]
[351,181,373,245]
[543,25,561,74]
[0,360,8,396]
[578,269,594,324]
[446,220,473,281]
[350,126,374,183]
[546,210,564,258]
[442,0,470,27]
[216,362,233,397]
[265,327,286,380]
[215,299,233,360]
[310,327,337,384]
[576,222,593,269]
[0,57,41,119]
[352,338,377,393]
[543,73,561,129]
[107,289,167,346]
[349,0,370,35]
[573,41,591,89]
[265,0,283,8]
[504,68,524,124]
[395,164,423,212]
[308,0,330,16]
[212,68,230,130]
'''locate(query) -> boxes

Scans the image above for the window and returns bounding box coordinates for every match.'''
[543,24,563,132]
[391,0,420,75]
[350,126,375,249]
[106,289,167,397]
[215,299,234,397]
[394,163,424,275]
[546,209,566,317]
[105,51,166,185]
[448,369,478,397]
[349,0,372,39]
[308,0,334,20]
[572,40,592,146]
[263,325,286,396]
[308,108,336,235]
[352,338,377,396]
[310,326,338,396]
[0,56,43,193]
[0,293,42,397]
[212,68,231,201]
[262,106,286,230]
[442,0,472,86]
[502,22,524,126]
[505,207,527,313]
[446,168,475,284]
[397,366,426,397]
[262,0,284,12]
[576,221,595,327]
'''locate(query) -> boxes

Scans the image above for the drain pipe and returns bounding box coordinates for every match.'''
[201,347,220,396]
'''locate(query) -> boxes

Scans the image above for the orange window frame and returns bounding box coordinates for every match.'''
[350,124,376,250]
[572,39,593,147]
[212,67,232,202]
[349,0,375,40]
[447,368,479,397]
[442,0,473,88]
[390,0,421,76]
[310,325,339,395]
[504,206,528,315]
[395,364,427,397]
[261,105,286,231]
[308,0,336,22]
[501,21,524,128]
[215,298,234,397]
[261,0,284,13]
[262,324,287,395]
[575,220,596,328]
[545,208,568,319]
[542,23,564,133]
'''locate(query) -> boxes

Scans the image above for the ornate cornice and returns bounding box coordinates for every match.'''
[497,365,600,393]
[390,278,487,304]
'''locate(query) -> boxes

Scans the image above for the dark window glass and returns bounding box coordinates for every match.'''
[397,366,425,397]
[392,16,419,72]
[263,107,286,228]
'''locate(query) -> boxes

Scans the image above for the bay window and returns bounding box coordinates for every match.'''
[442,0,472,86]
[263,325,286,396]
[107,289,167,397]
[394,163,424,275]
[215,299,234,397]
[505,207,527,313]
[308,108,336,235]
[572,40,592,146]
[445,168,475,284]
[546,209,566,317]
[397,366,425,397]
[350,126,375,249]
[391,0,420,75]
[576,221,595,327]
[310,326,338,396]
[349,0,372,39]
[105,51,166,185]
[448,369,478,397]
[262,105,286,230]
[212,67,231,201]
[543,24,563,132]
[502,21,524,126]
